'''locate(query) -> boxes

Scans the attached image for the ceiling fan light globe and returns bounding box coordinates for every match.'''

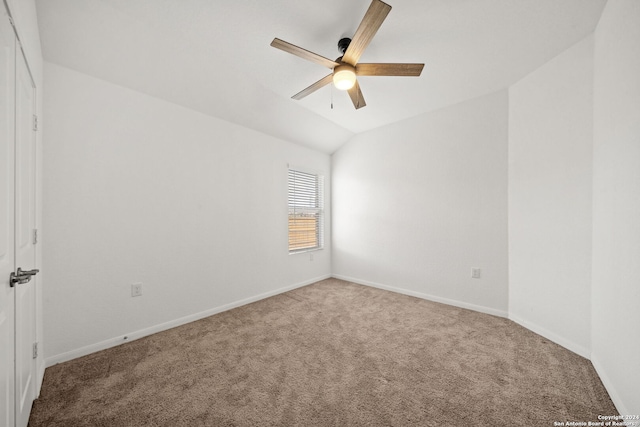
[333,65,356,90]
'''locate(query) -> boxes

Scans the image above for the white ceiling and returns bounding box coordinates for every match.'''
[35,0,607,153]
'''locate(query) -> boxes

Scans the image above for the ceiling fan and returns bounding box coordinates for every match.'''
[270,0,424,109]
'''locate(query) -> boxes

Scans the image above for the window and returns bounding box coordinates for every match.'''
[288,168,324,253]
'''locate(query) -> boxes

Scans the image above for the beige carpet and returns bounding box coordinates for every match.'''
[29,278,616,426]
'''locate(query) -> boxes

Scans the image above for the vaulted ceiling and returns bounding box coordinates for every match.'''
[36,0,607,153]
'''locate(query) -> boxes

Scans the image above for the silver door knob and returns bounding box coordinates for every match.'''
[9,268,39,287]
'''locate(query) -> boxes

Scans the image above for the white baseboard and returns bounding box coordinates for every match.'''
[45,274,331,367]
[42,273,631,415]
[591,355,632,416]
[334,274,592,359]
[508,313,590,359]
[332,274,508,318]
[334,274,633,415]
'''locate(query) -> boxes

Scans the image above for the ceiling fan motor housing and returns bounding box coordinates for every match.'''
[338,38,352,55]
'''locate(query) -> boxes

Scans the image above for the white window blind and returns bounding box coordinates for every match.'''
[288,168,324,253]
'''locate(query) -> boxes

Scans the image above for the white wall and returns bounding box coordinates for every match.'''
[332,90,509,316]
[592,0,640,415]
[508,37,594,358]
[42,62,331,364]
[5,0,45,389]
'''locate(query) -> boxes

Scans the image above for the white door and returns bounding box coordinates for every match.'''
[0,8,16,427]
[14,41,37,427]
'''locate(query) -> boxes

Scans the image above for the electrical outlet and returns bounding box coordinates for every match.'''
[310,253,314,261]
[472,268,481,279]
[131,283,143,297]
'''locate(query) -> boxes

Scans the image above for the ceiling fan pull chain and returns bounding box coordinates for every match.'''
[331,84,334,109]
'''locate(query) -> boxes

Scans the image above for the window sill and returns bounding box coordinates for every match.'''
[289,247,324,255]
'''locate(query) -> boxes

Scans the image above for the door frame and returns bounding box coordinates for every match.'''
[1,1,42,426]
[0,5,17,427]
[14,34,38,427]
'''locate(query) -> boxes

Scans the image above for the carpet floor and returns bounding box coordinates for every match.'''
[29,278,617,426]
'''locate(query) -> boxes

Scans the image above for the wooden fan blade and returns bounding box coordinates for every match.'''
[347,80,366,109]
[342,0,392,66]
[271,38,339,69]
[356,63,424,76]
[292,74,334,100]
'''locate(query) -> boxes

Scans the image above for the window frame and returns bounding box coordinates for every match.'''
[287,166,324,254]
